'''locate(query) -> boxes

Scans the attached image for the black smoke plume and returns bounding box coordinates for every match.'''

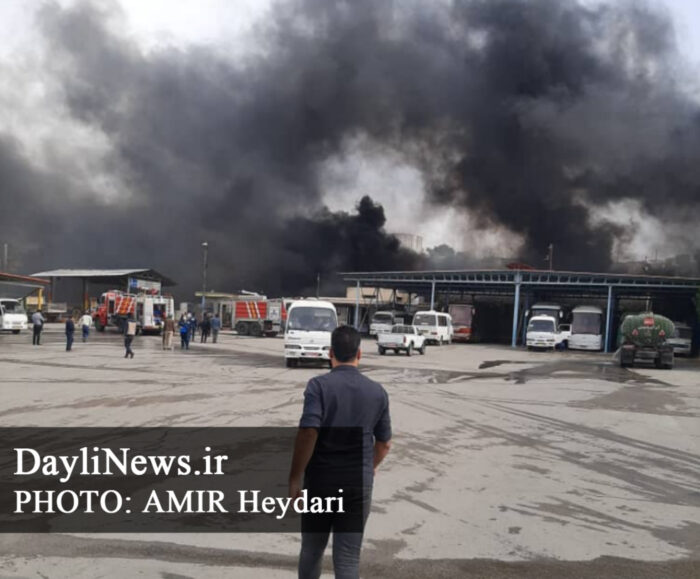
[1,0,699,298]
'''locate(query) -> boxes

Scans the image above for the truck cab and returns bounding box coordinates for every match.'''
[369,311,406,337]
[284,300,338,368]
[668,322,692,356]
[0,298,28,334]
[526,315,562,350]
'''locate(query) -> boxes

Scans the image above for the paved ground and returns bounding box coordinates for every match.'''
[0,325,699,578]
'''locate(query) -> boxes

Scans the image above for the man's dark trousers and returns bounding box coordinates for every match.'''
[32,326,42,345]
[299,488,372,579]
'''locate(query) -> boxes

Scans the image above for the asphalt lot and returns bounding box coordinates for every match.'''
[0,324,699,578]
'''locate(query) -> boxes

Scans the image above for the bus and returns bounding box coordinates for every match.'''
[569,305,604,351]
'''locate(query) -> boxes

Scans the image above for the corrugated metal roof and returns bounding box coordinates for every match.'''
[31,268,150,277]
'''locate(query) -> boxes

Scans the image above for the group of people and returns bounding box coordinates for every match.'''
[29,309,222,355]
[30,310,93,351]
[174,312,221,350]
[63,311,94,351]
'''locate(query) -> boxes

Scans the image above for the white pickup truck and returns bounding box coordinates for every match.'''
[377,324,427,356]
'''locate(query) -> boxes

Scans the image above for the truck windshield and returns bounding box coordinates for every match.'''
[373,312,393,323]
[528,320,555,332]
[0,300,25,314]
[287,307,337,332]
[413,313,436,326]
[532,308,559,319]
[572,313,602,335]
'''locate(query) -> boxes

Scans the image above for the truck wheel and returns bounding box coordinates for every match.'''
[235,322,249,336]
[378,347,386,355]
[249,323,262,337]
[393,349,398,355]
[419,344,426,355]
[94,318,104,332]
[12,330,20,335]
[406,344,412,357]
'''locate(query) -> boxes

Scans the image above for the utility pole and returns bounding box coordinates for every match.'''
[201,241,208,312]
[547,243,554,271]
[2,243,7,272]
[316,273,321,298]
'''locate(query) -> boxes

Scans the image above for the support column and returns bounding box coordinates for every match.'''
[511,273,522,347]
[430,279,436,310]
[82,279,89,312]
[354,280,360,329]
[604,285,613,353]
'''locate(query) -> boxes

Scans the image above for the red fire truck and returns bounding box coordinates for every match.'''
[232,298,286,337]
[93,290,174,334]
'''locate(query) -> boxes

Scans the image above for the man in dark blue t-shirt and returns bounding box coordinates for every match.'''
[289,325,392,579]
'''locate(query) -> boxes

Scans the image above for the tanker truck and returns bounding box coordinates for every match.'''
[619,312,675,369]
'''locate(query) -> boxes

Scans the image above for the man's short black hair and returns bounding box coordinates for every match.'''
[331,325,361,362]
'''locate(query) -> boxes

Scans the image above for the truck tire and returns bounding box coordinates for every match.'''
[378,347,386,355]
[12,330,20,335]
[406,344,412,357]
[249,323,262,337]
[419,343,426,355]
[94,318,104,332]
[235,322,249,336]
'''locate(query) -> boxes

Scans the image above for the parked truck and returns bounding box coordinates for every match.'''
[0,298,28,334]
[93,290,174,334]
[377,324,427,356]
[448,304,475,342]
[369,311,408,337]
[619,312,675,369]
[232,298,286,337]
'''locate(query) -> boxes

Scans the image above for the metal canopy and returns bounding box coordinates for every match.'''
[31,268,176,287]
[340,269,700,295]
[340,269,700,351]
[0,272,50,299]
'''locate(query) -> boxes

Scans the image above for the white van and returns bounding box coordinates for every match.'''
[412,310,453,345]
[569,305,604,351]
[0,298,28,334]
[284,300,338,367]
[526,315,562,350]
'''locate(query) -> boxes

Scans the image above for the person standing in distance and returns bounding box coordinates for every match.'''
[65,316,75,351]
[289,325,392,579]
[79,311,92,342]
[124,316,137,358]
[210,313,221,343]
[31,310,45,345]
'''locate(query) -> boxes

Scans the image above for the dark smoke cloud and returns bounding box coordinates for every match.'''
[1,0,700,299]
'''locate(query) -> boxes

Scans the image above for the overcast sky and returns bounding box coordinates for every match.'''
[1,0,699,260]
